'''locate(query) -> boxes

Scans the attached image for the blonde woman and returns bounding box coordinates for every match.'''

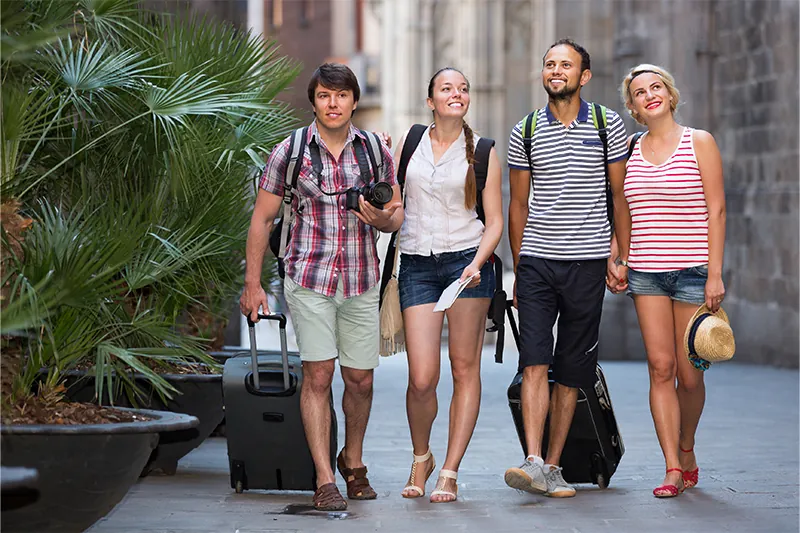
[609,64,726,497]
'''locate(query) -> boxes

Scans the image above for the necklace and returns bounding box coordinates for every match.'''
[645,125,682,157]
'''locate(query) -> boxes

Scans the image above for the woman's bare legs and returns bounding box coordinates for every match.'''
[430,297,490,502]
[673,300,705,478]
[633,295,683,490]
[401,303,444,497]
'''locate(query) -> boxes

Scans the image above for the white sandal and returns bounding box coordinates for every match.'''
[401,449,435,498]
[430,469,458,503]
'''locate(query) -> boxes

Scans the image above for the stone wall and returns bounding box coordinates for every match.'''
[713,0,799,366]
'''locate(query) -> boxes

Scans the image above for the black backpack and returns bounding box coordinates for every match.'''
[380,124,507,363]
[268,127,384,278]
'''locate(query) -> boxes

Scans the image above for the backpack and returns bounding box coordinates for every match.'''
[268,127,384,278]
[521,102,616,227]
[380,124,508,363]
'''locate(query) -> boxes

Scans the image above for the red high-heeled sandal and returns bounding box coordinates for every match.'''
[653,468,684,498]
[681,446,699,489]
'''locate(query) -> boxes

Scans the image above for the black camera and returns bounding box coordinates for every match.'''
[345,182,393,212]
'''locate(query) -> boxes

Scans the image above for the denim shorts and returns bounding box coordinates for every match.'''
[398,247,496,311]
[627,264,708,305]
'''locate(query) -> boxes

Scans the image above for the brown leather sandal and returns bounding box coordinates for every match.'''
[313,482,347,511]
[337,449,377,500]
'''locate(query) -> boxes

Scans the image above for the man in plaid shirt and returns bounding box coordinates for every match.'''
[240,63,401,511]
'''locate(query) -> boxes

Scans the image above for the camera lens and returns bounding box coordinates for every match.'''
[370,182,393,205]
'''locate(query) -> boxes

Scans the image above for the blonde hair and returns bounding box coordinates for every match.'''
[620,64,680,125]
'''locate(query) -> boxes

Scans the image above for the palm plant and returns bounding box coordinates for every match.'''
[1,0,299,413]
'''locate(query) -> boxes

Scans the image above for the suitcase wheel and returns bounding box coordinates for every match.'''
[591,453,610,489]
[235,480,244,494]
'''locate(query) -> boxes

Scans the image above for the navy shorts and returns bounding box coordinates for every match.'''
[627,265,708,305]
[398,247,495,311]
[516,256,606,389]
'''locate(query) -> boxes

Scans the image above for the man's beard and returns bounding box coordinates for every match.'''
[544,80,580,101]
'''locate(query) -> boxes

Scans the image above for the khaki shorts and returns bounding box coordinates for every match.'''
[284,275,380,370]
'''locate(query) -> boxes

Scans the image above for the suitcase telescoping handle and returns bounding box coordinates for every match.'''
[246,313,289,391]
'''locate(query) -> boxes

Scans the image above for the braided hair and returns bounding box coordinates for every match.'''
[428,67,477,210]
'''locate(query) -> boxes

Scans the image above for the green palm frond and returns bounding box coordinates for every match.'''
[2,0,299,409]
[0,0,73,62]
[79,0,155,45]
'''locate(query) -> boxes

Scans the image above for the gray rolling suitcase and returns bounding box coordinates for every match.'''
[223,313,337,492]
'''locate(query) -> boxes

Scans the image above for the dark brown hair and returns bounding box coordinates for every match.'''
[543,38,591,72]
[307,63,361,104]
[428,67,477,210]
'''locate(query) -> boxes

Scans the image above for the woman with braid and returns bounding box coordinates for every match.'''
[394,67,503,503]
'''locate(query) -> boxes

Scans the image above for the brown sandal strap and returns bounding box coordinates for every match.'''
[337,451,377,499]
[313,483,347,511]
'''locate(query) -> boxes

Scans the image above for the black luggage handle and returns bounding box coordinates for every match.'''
[246,313,289,391]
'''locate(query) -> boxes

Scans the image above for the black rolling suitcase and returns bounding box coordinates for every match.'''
[223,313,337,492]
[504,300,624,488]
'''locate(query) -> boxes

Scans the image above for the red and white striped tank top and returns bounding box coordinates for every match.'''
[624,127,709,272]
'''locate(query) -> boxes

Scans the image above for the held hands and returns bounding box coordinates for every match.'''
[459,262,482,289]
[705,275,725,313]
[606,259,628,294]
[240,282,269,323]
[352,196,402,231]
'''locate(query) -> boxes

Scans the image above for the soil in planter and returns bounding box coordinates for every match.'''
[73,359,221,375]
[2,392,151,425]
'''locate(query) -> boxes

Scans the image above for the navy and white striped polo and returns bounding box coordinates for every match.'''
[508,99,627,261]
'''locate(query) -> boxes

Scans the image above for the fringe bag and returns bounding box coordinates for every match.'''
[379,197,405,356]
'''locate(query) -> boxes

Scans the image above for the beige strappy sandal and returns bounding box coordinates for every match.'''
[430,469,458,503]
[401,449,436,498]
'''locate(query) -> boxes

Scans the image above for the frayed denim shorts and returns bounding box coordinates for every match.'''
[398,247,495,311]
[627,264,708,305]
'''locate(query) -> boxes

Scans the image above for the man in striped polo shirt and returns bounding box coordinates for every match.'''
[503,39,627,498]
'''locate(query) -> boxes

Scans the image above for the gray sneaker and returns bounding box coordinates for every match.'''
[544,466,576,498]
[504,459,547,494]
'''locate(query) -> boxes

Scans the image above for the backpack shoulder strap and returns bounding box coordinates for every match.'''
[351,136,373,185]
[380,124,425,306]
[521,110,539,172]
[357,129,384,183]
[284,127,309,194]
[397,124,427,187]
[474,136,495,224]
[591,103,613,228]
[627,131,645,160]
[275,127,309,276]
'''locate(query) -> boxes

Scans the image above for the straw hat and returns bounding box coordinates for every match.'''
[683,304,735,371]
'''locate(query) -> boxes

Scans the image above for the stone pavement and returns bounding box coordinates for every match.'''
[88,350,799,533]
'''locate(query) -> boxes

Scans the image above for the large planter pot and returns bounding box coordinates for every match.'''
[1,408,197,533]
[1,466,39,511]
[64,370,224,476]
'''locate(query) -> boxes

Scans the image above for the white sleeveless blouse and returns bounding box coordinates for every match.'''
[399,124,485,255]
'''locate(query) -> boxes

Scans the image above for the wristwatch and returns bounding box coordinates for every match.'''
[615,257,629,267]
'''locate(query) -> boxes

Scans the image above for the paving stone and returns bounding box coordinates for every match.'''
[88,351,799,533]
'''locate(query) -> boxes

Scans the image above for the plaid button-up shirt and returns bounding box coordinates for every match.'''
[260,122,396,298]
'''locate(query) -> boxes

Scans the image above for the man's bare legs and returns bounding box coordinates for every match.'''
[300,359,337,487]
